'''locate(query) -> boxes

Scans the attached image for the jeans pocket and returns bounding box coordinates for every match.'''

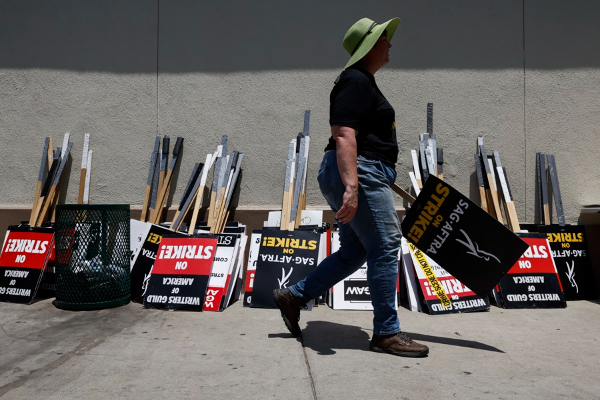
[357,155,379,166]
[357,156,386,183]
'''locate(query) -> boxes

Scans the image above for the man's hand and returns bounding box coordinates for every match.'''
[336,184,358,223]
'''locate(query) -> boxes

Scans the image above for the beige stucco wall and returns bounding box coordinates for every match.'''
[1,0,599,226]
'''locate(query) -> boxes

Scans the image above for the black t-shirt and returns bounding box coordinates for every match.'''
[326,67,398,167]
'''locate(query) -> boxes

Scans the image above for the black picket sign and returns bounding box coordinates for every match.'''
[401,176,529,298]
[130,224,180,303]
[250,229,320,308]
[524,224,597,300]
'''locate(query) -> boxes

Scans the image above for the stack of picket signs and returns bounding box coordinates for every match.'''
[243,111,331,309]
[139,134,244,234]
[398,104,595,313]
[28,132,93,229]
[0,132,95,305]
[399,104,496,314]
[130,220,247,312]
[402,105,555,313]
[506,153,597,305]
[524,153,597,301]
[280,110,312,231]
[472,139,571,308]
[130,135,247,312]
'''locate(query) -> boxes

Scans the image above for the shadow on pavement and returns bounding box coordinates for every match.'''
[302,321,371,355]
[404,331,505,353]
[268,320,370,355]
[269,321,505,354]
[293,321,371,355]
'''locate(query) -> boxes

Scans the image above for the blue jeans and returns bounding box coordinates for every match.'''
[289,151,402,335]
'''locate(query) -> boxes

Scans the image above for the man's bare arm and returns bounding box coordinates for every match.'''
[332,125,358,223]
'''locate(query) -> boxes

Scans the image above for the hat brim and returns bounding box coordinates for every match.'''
[344,17,401,70]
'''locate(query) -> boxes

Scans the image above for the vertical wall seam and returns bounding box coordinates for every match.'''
[523,0,527,222]
[156,0,160,135]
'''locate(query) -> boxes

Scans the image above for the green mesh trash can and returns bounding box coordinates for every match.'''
[54,204,130,310]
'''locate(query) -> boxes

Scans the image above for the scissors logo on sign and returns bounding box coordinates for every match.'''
[566,260,578,293]
[278,267,293,289]
[455,229,500,263]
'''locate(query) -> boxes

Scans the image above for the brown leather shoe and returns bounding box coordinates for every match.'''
[273,288,306,337]
[370,332,429,357]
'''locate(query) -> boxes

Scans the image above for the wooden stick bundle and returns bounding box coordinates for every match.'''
[207,137,226,227]
[298,110,311,215]
[211,151,234,230]
[151,137,183,224]
[546,154,566,226]
[474,153,489,212]
[476,136,504,223]
[279,111,311,230]
[289,134,307,230]
[410,149,423,190]
[170,162,203,230]
[140,136,161,222]
[212,152,244,233]
[82,149,93,204]
[30,137,50,224]
[50,133,72,222]
[419,104,442,185]
[33,140,73,227]
[492,151,520,232]
[405,103,443,199]
[436,148,444,180]
[78,133,90,204]
[280,140,295,231]
[393,183,416,204]
[536,152,551,225]
[188,151,217,234]
[157,136,170,206]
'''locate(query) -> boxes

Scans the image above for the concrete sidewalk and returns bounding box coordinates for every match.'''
[1,298,599,399]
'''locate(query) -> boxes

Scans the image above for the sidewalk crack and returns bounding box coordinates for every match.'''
[300,336,318,400]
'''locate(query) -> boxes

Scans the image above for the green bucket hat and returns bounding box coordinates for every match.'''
[342,17,401,70]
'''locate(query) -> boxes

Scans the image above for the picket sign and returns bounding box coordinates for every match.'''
[493,234,566,309]
[247,229,322,308]
[245,210,327,309]
[143,235,217,311]
[401,238,490,314]
[401,176,529,298]
[523,224,597,301]
[0,226,55,304]
[328,229,400,311]
[203,232,242,311]
[130,222,175,303]
[243,230,262,308]
[131,220,247,310]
